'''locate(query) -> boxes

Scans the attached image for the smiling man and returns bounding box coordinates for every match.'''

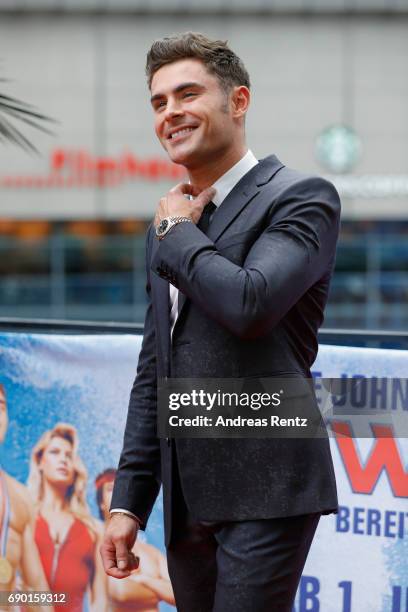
[101,32,341,611]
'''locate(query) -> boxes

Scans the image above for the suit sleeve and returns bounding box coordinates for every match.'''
[110,224,161,528]
[151,177,340,339]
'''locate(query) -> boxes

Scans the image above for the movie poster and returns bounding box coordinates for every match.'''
[305,345,408,612]
[0,331,407,611]
[0,332,174,612]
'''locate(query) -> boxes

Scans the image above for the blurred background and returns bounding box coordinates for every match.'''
[0,0,407,330]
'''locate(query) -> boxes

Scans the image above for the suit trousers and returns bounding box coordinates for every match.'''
[166,447,321,612]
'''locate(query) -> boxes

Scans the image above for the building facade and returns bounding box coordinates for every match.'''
[1,0,407,327]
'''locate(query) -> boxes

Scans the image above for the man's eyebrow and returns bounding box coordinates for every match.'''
[150,82,205,104]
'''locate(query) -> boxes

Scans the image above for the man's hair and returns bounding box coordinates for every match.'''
[0,383,5,397]
[146,31,250,94]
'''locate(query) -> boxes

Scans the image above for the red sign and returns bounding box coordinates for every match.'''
[0,149,186,188]
[332,421,408,498]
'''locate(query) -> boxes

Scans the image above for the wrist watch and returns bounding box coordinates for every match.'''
[156,216,192,239]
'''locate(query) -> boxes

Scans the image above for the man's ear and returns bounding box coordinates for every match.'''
[231,85,250,119]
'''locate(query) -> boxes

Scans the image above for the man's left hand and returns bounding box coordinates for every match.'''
[154,183,215,228]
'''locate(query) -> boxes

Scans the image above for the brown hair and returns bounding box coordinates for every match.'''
[146,31,250,93]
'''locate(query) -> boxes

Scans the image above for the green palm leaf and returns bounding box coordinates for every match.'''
[0,86,56,153]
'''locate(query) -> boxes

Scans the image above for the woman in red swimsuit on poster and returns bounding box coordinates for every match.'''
[27,423,107,612]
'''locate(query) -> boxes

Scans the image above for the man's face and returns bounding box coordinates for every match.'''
[150,58,238,169]
[0,388,8,444]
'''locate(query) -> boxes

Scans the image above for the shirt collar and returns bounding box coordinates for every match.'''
[211,149,258,208]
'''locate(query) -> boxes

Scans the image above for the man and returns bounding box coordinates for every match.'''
[95,469,175,611]
[0,384,52,612]
[101,32,340,611]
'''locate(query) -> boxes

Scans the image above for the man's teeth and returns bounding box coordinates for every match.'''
[171,128,194,139]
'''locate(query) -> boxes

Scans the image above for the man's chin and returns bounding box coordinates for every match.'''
[166,148,197,168]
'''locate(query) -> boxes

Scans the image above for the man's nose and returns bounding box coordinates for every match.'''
[164,98,183,120]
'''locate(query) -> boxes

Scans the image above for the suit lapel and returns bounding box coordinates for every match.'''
[177,286,187,316]
[207,154,284,243]
[175,155,284,325]
[176,171,260,317]
[150,236,171,375]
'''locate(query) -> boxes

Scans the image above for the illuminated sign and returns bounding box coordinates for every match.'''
[0,149,186,188]
[316,125,362,174]
[326,175,408,198]
[1,148,408,200]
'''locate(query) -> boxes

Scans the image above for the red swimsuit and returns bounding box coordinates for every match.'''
[35,514,95,612]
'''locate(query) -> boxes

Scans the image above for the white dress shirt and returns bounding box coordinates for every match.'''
[169,149,259,336]
[110,149,258,522]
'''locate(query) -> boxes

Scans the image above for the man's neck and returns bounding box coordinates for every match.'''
[187,144,248,191]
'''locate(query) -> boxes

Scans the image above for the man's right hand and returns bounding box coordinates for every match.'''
[100,513,140,579]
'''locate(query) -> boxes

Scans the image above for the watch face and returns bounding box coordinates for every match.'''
[157,219,169,235]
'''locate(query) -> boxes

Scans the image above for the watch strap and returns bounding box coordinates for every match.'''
[156,216,192,239]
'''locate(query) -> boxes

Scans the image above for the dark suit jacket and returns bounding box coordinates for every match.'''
[111,154,340,545]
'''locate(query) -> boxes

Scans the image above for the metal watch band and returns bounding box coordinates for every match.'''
[170,216,191,222]
[156,216,192,239]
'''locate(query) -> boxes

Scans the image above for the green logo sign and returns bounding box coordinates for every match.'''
[316,125,362,174]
